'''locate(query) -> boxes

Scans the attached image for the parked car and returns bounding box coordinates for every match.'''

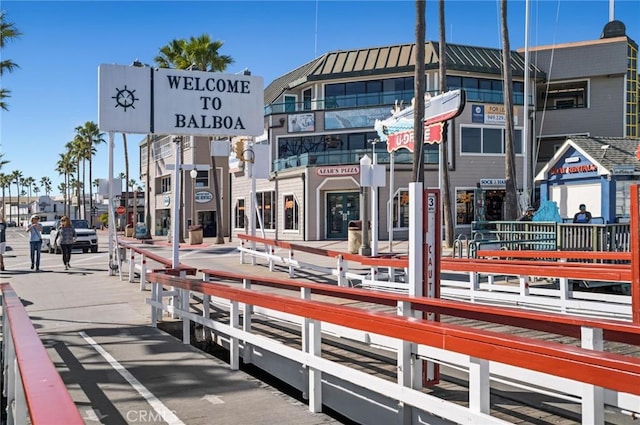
[39,220,57,253]
[7,221,16,227]
[49,219,99,254]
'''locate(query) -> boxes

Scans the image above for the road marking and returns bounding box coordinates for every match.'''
[202,394,225,405]
[79,331,185,425]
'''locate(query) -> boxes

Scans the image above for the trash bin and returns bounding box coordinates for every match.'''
[347,220,362,254]
[188,224,203,245]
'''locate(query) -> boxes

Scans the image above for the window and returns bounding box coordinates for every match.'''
[615,180,634,218]
[447,76,521,104]
[392,190,410,229]
[303,88,312,111]
[284,95,296,112]
[324,77,414,110]
[193,170,209,188]
[234,198,245,229]
[456,190,475,225]
[256,191,275,230]
[283,194,299,230]
[159,176,171,194]
[537,80,588,110]
[460,126,522,154]
[152,138,173,161]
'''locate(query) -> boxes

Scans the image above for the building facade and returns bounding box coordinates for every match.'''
[140,135,230,238]
[527,20,638,172]
[229,41,534,242]
[142,21,638,241]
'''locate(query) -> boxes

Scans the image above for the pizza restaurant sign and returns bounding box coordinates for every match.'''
[316,166,359,177]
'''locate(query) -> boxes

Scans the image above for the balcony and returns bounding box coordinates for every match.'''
[273,149,439,172]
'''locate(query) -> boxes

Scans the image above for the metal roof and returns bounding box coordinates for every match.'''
[264,42,543,105]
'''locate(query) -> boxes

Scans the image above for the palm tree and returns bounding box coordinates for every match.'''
[57,182,66,210]
[0,154,10,215]
[0,173,11,218]
[500,0,519,220]
[412,1,426,183]
[75,121,105,226]
[0,11,22,110]
[438,0,455,248]
[66,135,85,219]
[11,170,22,224]
[23,176,34,214]
[155,34,233,244]
[40,176,52,196]
[56,152,75,217]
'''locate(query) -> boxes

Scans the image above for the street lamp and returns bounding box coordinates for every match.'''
[190,169,198,227]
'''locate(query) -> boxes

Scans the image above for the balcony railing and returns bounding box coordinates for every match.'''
[273,149,439,172]
[265,89,531,115]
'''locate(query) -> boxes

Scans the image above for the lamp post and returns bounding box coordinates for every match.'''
[359,155,372,256]
[369,138,380,256]
[190,169,198,227]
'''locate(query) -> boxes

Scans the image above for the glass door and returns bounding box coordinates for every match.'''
[326,192,359,239]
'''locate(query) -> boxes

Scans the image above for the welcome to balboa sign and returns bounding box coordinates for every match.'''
[98,64,264,136]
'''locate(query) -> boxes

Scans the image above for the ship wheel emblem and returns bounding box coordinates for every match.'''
[112,85,139,111]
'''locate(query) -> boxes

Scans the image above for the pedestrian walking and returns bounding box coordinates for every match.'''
[26,215,43,271]
[55,216,76,270]
[0,214,6,271]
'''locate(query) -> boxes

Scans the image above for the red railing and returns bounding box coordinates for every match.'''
[1,283,84,425]
[149,271,640,396]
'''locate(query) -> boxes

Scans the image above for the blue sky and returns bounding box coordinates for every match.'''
[1,0,639,195]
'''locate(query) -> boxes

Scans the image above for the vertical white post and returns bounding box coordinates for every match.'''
[230,300,240,370]
[581,326,604,425]
[243,278,253,363]
[308,319,322,413]
[249,153,257,266]
[151,282,159,327]
[139,255,147,291]
[388,154,395,252]
[408,182,423,299]
[469,357,490,413]
[202,272,211,341]
[182,288,190,345]
[523,0,531,198]
[128,248,135,283]
[108,132,116,275]
[171,137,182,269]
[359,155,372,256]
[288,248,295,278]
[371,139,379,256]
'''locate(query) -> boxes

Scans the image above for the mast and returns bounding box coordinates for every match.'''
[523,0,531,203]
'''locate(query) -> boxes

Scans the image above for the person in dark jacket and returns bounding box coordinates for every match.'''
[56,216,76,270]
[573,204,592,223]
[0,214,6,271]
